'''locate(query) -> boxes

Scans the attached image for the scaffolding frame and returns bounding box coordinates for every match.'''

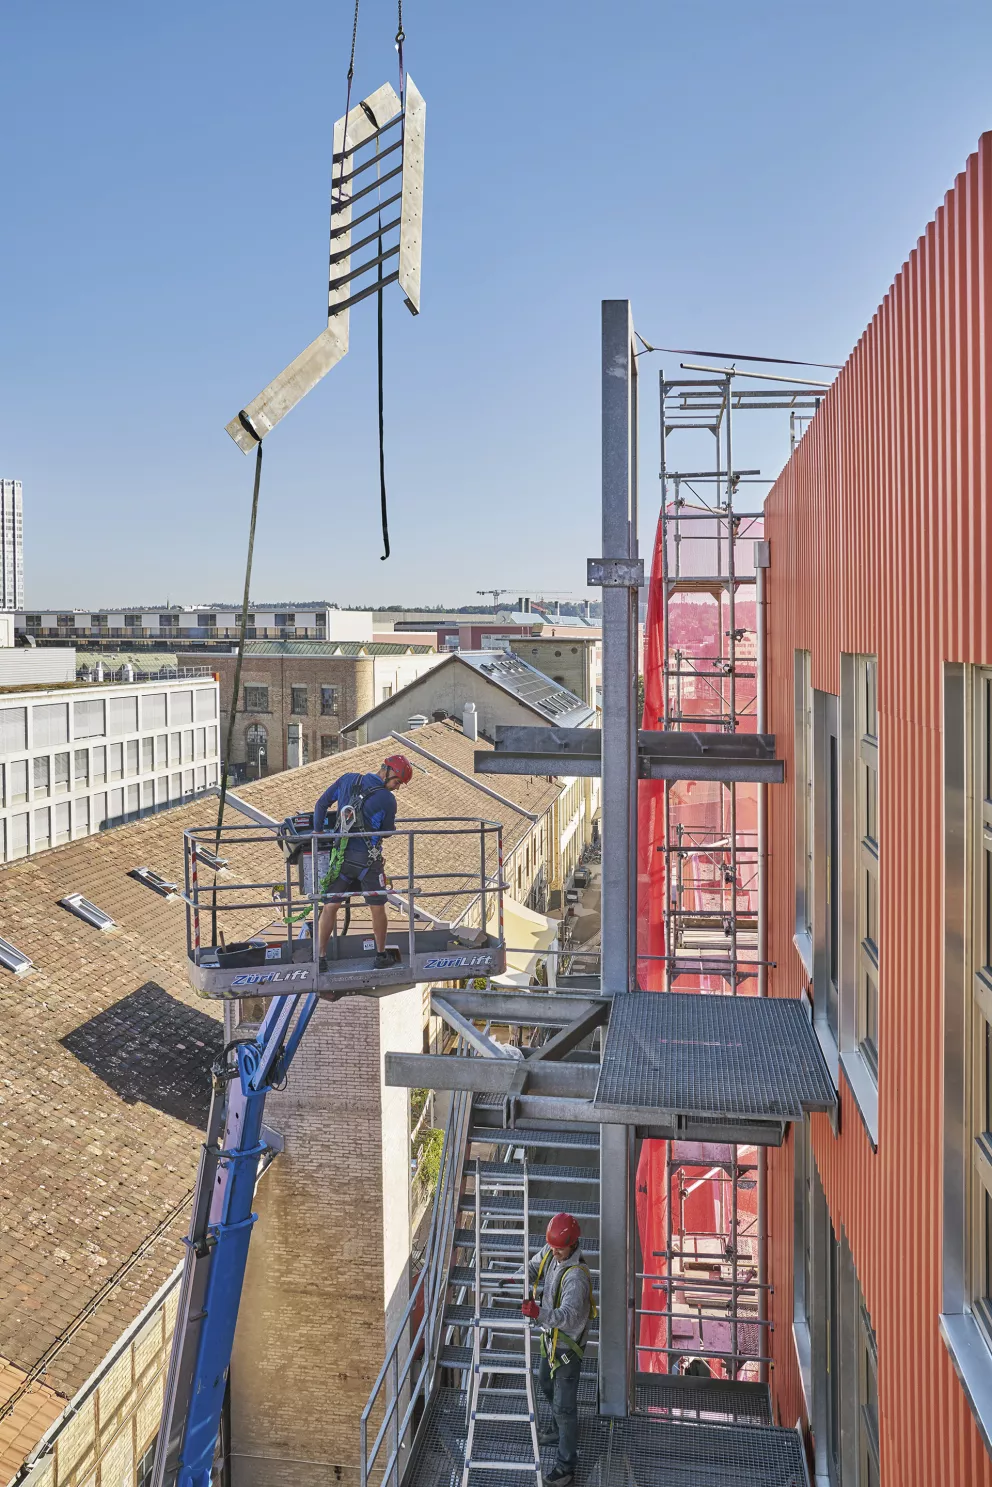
[643,367,823,1387]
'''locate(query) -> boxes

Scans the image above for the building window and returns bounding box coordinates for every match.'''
[170,689,194,725]
[92,745,107,784]
[142,736,154,772]
[320,686,338,715]
[182,729,194,763]
[971,670,992,1351]
[275,612,296,627]
[291,685,308,715]
[75,796,90,835]
[54,752,70,792]
[107,694,138,736]
[197,613,216,628]
[195,688,217,721]
[90,613,108,629]
[9,812,28,858]
[858,1301,880,1487]
[73,698,106,739]
[74,748,89,788]
[244,686,269,713]
[381,685,393,702]
[144,692,168,730]
[33,703,69,747]
[33,806,50,850]
[109,742,124,781]
[246,723,267,773]
[54,801,70,844]
[126,739,140,777]
[856,656,879,1079]
[0,705,28,752]
[125,612,141,628]
[33,756,50,798]
[136,1435,158,1487]
[320,734,337,758]
[795,651,814,966]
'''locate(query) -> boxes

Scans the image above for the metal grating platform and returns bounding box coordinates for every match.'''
[475,1161,599,1184]
[407,1387,808,1487]
[594,993,835,1122]
[470,1126,601,1151]
[459,1193,601,1220]
[633,1373,773,1426]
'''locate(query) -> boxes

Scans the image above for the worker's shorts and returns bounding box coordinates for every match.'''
[323,856,388,908]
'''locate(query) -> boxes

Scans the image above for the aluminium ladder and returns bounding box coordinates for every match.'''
[460,1160,543,1487]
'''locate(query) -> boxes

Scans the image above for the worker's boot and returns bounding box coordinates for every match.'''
[373,947,401,969]
[543,1467,573,1487]
[537,1428,559,1446]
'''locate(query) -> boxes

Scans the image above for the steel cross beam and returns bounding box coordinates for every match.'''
[475,726,784,782]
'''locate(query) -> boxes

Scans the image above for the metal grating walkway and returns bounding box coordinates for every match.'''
[594,993,835,1121]
[407,1387,808,1487]
[633,1373,773,1426]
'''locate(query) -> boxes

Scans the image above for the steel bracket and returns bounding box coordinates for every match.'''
[587,557,645,588]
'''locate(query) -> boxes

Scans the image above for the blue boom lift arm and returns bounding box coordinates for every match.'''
[151,990,320,1487]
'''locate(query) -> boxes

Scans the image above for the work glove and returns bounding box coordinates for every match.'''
[521,1299,540,1320]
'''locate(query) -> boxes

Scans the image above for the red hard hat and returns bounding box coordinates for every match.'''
[546,1212,581,1249]
[383,754,413,785]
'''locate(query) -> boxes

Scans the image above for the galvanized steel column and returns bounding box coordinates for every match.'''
[596,300,639,1417]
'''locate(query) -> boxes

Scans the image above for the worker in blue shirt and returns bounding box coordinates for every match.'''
[313,754,413,968]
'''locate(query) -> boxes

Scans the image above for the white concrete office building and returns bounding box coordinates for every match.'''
[0,479,24,610]
[0,678,221,861]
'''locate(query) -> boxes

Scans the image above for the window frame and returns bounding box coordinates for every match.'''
[794,651,815,972]
[941,663,992,1454]
[244,685,269,714]
[290,685,309,716]
[838,654,881,1145]
[320,685,339,716]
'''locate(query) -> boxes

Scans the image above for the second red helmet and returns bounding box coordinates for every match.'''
[546,1212,581,1249]
[383,754,414,785]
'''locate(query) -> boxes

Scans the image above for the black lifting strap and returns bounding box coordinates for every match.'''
[211,435,264,945]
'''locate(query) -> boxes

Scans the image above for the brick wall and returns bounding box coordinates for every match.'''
[192,656,375,775]
[228,988,422,1487]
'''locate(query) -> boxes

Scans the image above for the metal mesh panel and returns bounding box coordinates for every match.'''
[408,1389,807,1487]
[594,992,835,1120]
[471,1127,601,1151]
[454,1229,601,1257]
[476,1161,600,1184]
[633,1375,772,1425]
[460,1193,601,1221]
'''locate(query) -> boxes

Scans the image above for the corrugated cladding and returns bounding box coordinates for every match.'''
[764,134,992,1483]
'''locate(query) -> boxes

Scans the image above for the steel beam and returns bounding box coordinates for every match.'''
[527,1003,610,1061]
[475,726,783,782]
[384,1051,597,1097]
[430,997,520,1060]
[435,990,610,1026]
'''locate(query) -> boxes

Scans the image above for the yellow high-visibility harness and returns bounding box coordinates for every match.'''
[531,1249,598,1372]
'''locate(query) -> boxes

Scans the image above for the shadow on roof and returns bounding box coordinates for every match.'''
[60,982,222,1128]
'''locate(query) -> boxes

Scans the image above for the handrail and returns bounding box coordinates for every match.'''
[360,1074,471,1487]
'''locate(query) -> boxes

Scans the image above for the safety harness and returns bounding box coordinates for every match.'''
[275,775,388,925]
[531,1248,598,1372]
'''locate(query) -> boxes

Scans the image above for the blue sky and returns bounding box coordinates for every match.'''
[3,1,991,608]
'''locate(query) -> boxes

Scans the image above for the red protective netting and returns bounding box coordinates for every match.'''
[633,506,763,1377]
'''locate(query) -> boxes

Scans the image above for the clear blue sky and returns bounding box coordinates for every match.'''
[3,1,991,608]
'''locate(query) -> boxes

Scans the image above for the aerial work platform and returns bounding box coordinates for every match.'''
[178,816,508,1000]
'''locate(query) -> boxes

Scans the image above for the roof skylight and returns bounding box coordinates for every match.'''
[59,894,116,931]
[192,845,228,872]
[129,867,178,898]
[0,937,33,975]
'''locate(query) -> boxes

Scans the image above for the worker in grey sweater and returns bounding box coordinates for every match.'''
[522,1212,596,1487]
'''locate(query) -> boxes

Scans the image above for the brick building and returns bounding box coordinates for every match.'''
[189,641,440,779]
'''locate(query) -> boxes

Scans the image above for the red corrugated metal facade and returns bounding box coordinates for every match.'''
[764,133,992,1483]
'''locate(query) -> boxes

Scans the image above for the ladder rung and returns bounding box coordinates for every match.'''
[466,1463,541,1471]
[472,1412,535,1422]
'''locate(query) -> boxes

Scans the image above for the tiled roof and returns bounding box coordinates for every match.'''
[0,724,559,1463]
[343,654,594,735]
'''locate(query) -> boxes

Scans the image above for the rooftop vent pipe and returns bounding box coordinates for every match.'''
[408,714,429,730]
[463,702,478,741]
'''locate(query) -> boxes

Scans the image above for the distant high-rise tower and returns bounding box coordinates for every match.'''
[0,479,24,610]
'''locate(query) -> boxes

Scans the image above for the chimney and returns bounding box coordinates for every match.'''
[432,709,447,722]
[95,662,104,681]
[124,663,134,682]
[462,702,478,741]
[408,714,429,730]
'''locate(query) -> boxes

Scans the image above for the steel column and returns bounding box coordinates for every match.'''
[596,300,639,1417]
